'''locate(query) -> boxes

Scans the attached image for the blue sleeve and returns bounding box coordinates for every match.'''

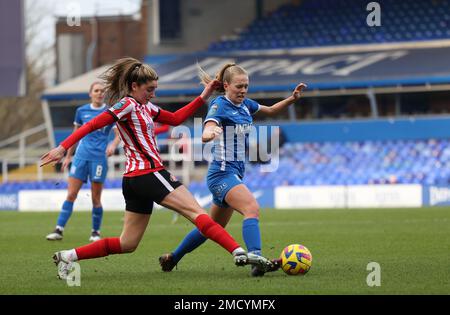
[74,107,82,126]
[246,99,260,115]
[204,100,226,125]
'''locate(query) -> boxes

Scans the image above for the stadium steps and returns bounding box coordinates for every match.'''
[0,159,55,182]
[0,148,55,182]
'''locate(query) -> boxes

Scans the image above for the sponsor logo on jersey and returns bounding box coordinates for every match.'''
[112,100,127,110]
[208,104,218,116]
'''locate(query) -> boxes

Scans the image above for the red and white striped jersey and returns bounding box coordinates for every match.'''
[108,96,164,175]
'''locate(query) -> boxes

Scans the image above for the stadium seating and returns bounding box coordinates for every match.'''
[208,0,450,51]
[193,138,450,191]
[2,138,447,193]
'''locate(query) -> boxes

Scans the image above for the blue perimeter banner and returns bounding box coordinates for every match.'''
[422,186,450,207]
[0,193,18,210]
[151,47,450,95]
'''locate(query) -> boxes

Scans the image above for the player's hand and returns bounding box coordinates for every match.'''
[106,144,116,157]
[62,156,72,170]
[202,126,223,142]
[200,79,222,101]
[209,126,223,140]
[292,83,307,100]
[40,145,66,167]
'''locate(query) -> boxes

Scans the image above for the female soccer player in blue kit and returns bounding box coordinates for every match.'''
[46,82,121,242]
[160,63,307,276]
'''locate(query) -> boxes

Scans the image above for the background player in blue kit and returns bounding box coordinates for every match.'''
[46,81,121,242]
[160,63,307,276]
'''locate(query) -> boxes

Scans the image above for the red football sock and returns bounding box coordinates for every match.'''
[195,214,240,254]
[75,237,122,260]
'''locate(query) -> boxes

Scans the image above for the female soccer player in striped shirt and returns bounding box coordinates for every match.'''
[40,57,273,279]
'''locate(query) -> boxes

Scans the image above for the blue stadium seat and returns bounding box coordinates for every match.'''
[208,0,450,51]
[1,139,448,194]
[187,138,450,188]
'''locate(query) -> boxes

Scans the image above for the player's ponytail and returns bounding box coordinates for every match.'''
[101,57,159,105]
[198,63,247,93]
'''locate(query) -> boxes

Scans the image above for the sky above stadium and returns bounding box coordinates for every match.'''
[27,0,142,46]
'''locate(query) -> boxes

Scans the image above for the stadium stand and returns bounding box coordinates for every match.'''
[2,137,449,193]
[209,0,450,51]
[3,0,449,210]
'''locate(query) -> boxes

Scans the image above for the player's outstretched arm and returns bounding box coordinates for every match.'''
[155,79,222,126]
[40,112,115,166]
[258,82,307,116]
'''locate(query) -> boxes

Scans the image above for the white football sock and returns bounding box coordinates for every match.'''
[61,249,78,262]
[232,247,246,256]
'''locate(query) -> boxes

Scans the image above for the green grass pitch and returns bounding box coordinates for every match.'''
[0,207,449,294]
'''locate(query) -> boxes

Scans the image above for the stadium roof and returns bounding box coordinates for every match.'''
[43,65,110,101]
[42,46,450,101]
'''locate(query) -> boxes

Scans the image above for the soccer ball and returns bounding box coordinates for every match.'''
[280,244,312,275]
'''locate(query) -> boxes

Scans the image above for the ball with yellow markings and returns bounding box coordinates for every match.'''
[280,244,312,275]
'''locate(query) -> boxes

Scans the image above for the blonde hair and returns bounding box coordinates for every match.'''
[198,63,248,93]
[100,57,159,105]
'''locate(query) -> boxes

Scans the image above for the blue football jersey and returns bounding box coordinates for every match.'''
[72,103,114,161]
[205,95,260,177]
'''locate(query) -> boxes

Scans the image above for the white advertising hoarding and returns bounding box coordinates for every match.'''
[18,189,126,211]
[275,185,422,209]
[347,185,422,208]
[275,186,347,209]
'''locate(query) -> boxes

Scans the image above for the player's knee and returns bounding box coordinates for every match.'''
[120,241,139,253]
[187,208,207,221]
[244,202,260,218]
[66,193,78,202]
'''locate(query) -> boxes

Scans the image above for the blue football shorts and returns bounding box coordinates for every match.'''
[69,158,108,184]
[206,171,244,208]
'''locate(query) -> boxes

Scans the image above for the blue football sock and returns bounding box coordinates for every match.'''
[242,218,262,255]
[56,200,74,228]
[172,228,207,263]
[92,206,103,232]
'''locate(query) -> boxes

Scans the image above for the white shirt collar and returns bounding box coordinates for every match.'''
[225,95,242,107]
[90,103,106,110]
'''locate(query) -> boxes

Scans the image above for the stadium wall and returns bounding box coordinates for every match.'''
[1,184,449,211]
[275,116,450,142]
[147,0,292,54]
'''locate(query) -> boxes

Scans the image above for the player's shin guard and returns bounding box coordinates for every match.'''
[75,237,122,260]
[172,228,208,263]
[242,218,262,255]
[56,200,74,228]
[92,206,103,231]
[195,214,240,254]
